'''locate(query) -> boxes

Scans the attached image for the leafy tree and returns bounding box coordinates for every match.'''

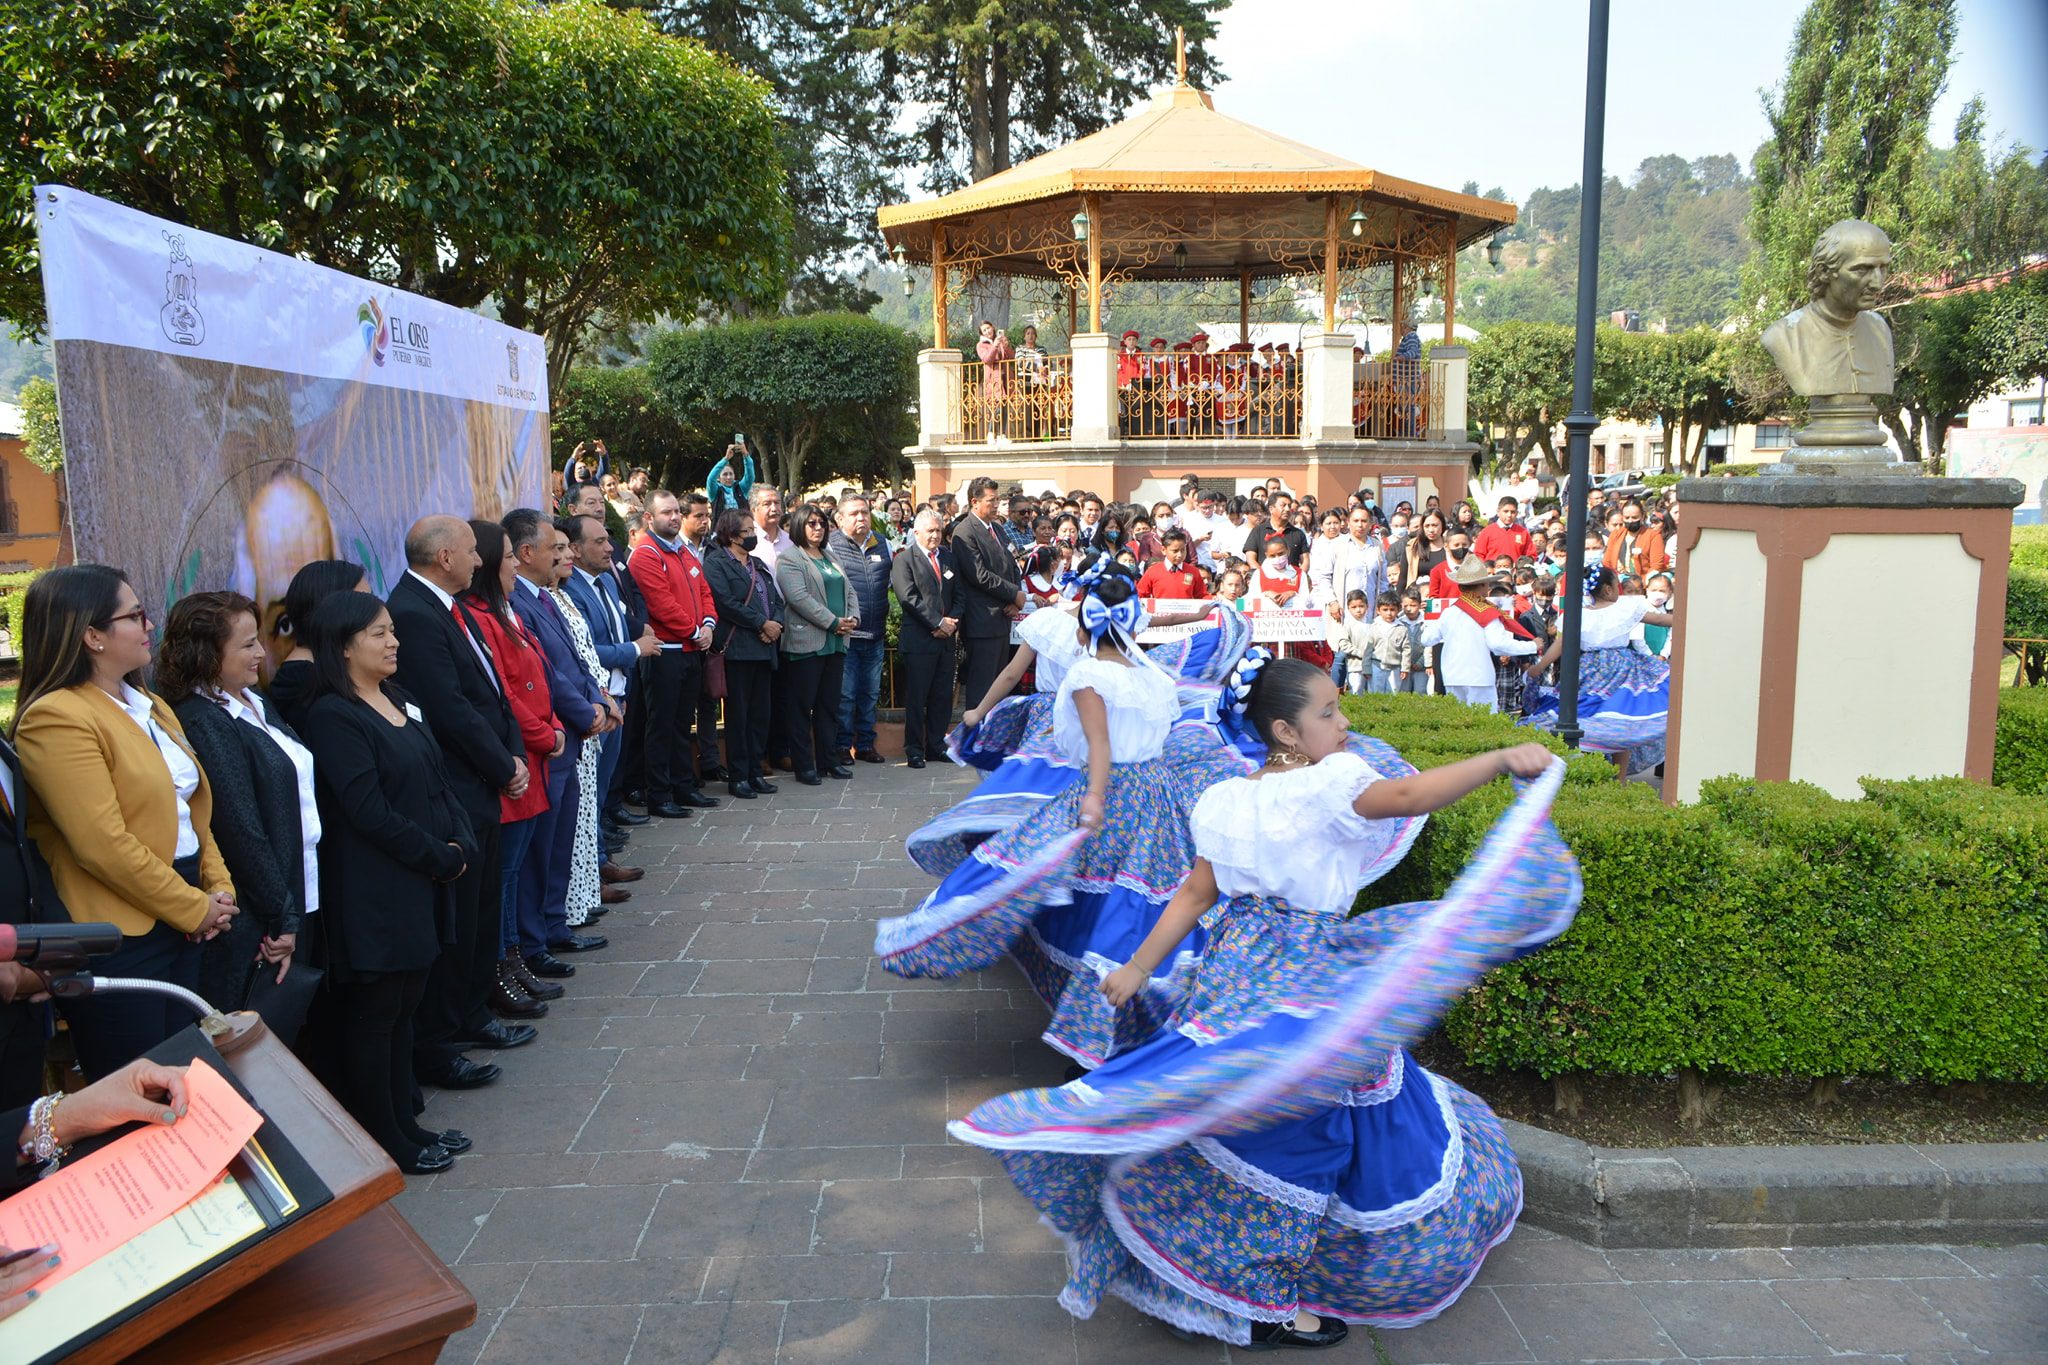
[1607,329,1749,475]
[1975,266,2048,389]
[0,0,791,384]
[16,375,60,472]
[1466,322,1575,470]
[645,313,917,495]
[0,337,52,401]
[551,364,725,495]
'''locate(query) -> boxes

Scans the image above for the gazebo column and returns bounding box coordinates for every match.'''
[1321,198,1340,326]
[1443,240,1457,342]
[917,349,963,447]
[931,227,949,349]
[1084,194,1103,332]
[1300,330,1356,444]
[1238,270,1252,343]
[1071,333,1118,444]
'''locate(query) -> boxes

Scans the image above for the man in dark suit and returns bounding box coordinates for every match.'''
[890,508,965,769]
[952,475,1026,710]
[389,515,529,1086]
[504,510,613,977]
[565,484,653,832]
[0,733,65,1110]
[559,511,657,882]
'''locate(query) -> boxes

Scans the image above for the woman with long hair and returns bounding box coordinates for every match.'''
[156,591,319,1021]
[773,503,857,786]
[267,559,369,729]
[704,508,784,800]
[12,566,237,1077]
[295,592,476,1173]
[458,519,562,1019]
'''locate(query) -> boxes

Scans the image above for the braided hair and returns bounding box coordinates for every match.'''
[1237,655,1325,750]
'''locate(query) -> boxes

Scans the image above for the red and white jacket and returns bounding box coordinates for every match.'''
[629,532,718,650]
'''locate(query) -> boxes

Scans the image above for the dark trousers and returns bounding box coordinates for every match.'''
[517,752,578,956]
[613,664,648,805]
[960,634,1013,714]
[695,681,723,774]
[766,659,792,765]
[414,816,501,1067]
[338,969,434,1162]
[782,652,845,777]
[643,648,705,802]
[899,648,957,761]
[724,658,773,782]
[60,917,203,1081]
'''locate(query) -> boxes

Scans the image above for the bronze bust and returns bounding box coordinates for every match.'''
[1761,220,1895,398]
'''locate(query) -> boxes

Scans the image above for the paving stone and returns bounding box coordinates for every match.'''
[465,1183,664,1264]
[1772,1277,1971,1353]
[742,1043,884,1080]
[928,1293,1078,1363]
[1907,1276,2048,1352]
[1603,1245,1795,1282]
[638,1181,823,1259]
[778,1298,929,1364]
[700,1253,890,1302]
[573,1080,777,1152]
[685,920,827,960]
[742,1145,904,1183]
[629,1302,785,1365]
[475,1306,643,1365]
[1777,1244,1977,1280]
[1490,1282,1679,1359]
[814,1177,983,1253]
[392,1184,502,1264]
[886,1251,1070,1299]
[1628,1278,1827,1357]
[1373,1287,1532,1363]
[785,1009,884,1045]
[609,1044,756,1083]
[518,1257,707,1306]
[760,1079,957,1147]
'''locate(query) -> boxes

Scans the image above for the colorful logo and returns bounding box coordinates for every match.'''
[358,298,387,366]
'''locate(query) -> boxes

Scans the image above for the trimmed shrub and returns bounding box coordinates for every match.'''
[2011,524,2048,573]
[1994,687,2048,794]
[1342,694,2048,1085]
[0,570,40,651]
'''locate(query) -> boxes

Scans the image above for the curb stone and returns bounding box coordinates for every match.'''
[1503,1118,2048,1248]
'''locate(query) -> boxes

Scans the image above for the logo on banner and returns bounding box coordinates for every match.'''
[506,341,521,384]
[358,298,388,366]
[159,233,204,347]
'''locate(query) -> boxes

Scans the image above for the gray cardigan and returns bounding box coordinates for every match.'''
[775,548,853,657]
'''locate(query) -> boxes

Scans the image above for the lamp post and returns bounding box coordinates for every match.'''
[1555,0,1610,752]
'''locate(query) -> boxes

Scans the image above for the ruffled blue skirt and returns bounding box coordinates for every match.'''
[1523,645,1668,772]
[948,762,1582,1343]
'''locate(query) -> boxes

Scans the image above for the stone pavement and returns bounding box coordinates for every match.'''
[397,760,2048,1364]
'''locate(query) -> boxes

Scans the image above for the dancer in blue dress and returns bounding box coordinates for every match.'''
[878,559,1220,1066]
[951,658,1579,1350]
[1521,565,1673,773]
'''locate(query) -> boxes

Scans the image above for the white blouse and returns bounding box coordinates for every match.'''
[1577,596,1652,650]
[1018,605,1088,694]
[220,688,322,916]
[1191,752,1400,916]
[1050,656,1178,768]
[117,684,200,859]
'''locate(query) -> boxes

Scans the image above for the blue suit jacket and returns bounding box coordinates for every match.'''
[561,570,637,673]
[510,580,603,740]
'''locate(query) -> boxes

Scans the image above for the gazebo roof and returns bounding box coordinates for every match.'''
[878,83,1516,279]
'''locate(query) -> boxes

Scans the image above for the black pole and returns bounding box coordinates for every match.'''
[1556,0,1610,751]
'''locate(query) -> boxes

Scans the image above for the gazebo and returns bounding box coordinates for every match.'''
[879,37,1516,509]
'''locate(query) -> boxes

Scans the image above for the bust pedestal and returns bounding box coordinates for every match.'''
[1664,473,2022,803]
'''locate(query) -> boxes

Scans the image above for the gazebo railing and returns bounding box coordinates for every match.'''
[961,354,1074,443]
[1118,360,1302,441]
[1353,357,1451,440]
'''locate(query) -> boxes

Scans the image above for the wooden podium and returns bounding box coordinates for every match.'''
[59,1013,476,1363]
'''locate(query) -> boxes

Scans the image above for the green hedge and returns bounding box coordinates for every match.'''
[2011,524,2048,573]
[1341,694,2048,1085]
[0,570,39,652]
[1995,687,2048,794]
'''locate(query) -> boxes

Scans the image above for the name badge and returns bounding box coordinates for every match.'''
[688,566,701,576]
[942,569,954,579]
[871,553,885,562]
[404,702,423,722]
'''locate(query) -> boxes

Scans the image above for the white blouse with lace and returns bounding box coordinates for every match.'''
[1191,751,1398,916]
[1018,605,1088,694]
[1575,595,1652,651]
[1050,655,1178,768]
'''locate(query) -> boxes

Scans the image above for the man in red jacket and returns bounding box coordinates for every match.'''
[1473,496,1532,563]
[628,490,720,819]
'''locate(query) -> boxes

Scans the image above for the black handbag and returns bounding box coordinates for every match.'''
[241,957,323,1048]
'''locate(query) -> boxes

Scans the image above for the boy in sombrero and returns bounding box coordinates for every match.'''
[1419,555,1540,711]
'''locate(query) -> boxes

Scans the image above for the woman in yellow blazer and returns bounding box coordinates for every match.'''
[11,566,237,1079]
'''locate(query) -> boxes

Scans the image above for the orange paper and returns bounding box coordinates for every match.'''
[0,1057,263,1290]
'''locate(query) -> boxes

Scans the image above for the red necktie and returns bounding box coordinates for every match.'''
[929,550,941,581]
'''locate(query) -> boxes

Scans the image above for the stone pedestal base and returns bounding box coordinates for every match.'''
[1665,474,2022,803]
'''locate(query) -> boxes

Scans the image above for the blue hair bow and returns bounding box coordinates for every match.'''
[1221,646,1273,718]
[1060,555,1112,595]
[1080,592,1143,644]
[1582,564,1607,600]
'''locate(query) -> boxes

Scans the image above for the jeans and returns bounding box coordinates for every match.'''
[498,815,539,954]
[1329,652,1349,689]
[837,636,885,754]
[1369,661,1397,694]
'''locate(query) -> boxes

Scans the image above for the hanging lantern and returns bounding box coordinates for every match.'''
[1071,208,1090,244]
[891,242,907,268]
[1486,233,1506,272]
[902,272,915,297]
[1173,241,1188,271]
[1421,273,1435,299]
[1348,203,1367,239]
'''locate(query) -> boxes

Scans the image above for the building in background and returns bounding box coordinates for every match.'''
[0,401,69,574]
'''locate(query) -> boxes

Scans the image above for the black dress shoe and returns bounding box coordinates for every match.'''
[461,1019,537,1050]
[421,1056,501,1089]
[607,806,651,827]
[524,951,576,979]
[624,789,648,807]
[550,932,608,953]
[826,765,854,780]
[906,755,927,769]
[795,770,823,786]
[512,956,566,998]
[400,1144,455,1175]
[678,790,720,808]
[698,764,728,782]
[648,802,695,819]
[856,749,886,764]
[1244,1317,1349,1351]
[435,1128,474,1156]
[750,777,779,794]
[727,780,757,799]
[605,833,630,855]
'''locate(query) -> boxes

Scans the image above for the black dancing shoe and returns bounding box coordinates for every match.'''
[400,1143,455,1175]
[1243,1316,1349,1351]
[435,1128,474,1156]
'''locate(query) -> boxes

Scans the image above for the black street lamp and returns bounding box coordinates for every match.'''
[1555,0,1611,751]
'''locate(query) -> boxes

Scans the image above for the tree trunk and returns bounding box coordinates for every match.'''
[989,39,1011,175]
[965,52,992,183]
[1805,1075,1843,1107]
[1676,1067,1722,1130]
[1551,1074,1583,1117]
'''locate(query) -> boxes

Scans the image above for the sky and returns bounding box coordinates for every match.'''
[1180,0,2048,203]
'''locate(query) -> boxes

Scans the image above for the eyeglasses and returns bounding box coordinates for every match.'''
[96,607,150,630]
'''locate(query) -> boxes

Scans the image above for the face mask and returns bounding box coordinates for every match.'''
[1625,519,1643,532]
[1648,590,1670,606]
[1449,546,1469,561]
[1103,529,1123,544]
[741,533,759,551]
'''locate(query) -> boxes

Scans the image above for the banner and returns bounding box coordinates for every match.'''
[35,186,548,674]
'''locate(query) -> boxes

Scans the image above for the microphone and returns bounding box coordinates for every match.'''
[0,922,122,964]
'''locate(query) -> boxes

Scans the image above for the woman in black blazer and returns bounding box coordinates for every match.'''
[157,592,315,1011]
[704,509,784,800]
[295,592,476,1175]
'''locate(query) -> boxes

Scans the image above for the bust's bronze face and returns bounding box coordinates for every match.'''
[1818,234,1891,317]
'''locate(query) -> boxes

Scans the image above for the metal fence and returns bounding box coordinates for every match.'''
[1120,357,1301,440]
[1353,357,1451,440]
[959,353,1074,443]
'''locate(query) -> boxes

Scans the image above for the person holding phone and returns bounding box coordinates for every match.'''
[707,436,756,519]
